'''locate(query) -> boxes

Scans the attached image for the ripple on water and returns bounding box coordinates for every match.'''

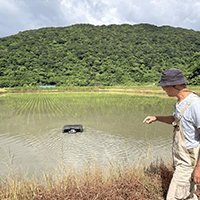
[0,126,173,177]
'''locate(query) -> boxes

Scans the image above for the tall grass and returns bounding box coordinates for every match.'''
[0,159,173,200]
[1,159,199,200]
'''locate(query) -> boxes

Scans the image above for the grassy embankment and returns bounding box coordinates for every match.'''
[0,86,200,199]
[1,159,200,199]
[0,160,175,200]
[1,85,200,96]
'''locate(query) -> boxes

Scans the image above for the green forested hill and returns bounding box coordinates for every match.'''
[0,23,200,87]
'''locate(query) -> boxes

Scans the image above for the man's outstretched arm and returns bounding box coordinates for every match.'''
[143,115,175,124]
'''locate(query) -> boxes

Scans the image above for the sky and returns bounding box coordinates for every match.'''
[1,0,200,38]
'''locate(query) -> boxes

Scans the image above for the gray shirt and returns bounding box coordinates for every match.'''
[173,93,200,149]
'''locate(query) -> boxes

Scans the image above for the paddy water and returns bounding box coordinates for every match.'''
[0,92,176,177]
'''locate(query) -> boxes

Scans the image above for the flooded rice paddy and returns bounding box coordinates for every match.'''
[0,92,176,177]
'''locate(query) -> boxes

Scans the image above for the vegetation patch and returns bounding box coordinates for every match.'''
[0,160,199,200]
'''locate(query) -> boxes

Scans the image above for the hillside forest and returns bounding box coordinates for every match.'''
[0,23,200,87]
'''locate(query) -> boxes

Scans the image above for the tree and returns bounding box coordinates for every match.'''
[187,52,200,85]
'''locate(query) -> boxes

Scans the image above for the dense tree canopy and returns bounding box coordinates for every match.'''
[0,23,200,87]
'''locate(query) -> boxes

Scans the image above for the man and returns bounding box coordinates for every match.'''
[143,68,200,200]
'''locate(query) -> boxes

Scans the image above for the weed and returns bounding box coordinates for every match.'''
[1,159,199,200]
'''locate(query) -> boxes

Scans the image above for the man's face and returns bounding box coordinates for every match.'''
[162,85,176,97]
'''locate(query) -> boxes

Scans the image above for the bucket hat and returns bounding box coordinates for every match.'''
[158,68,188,87]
